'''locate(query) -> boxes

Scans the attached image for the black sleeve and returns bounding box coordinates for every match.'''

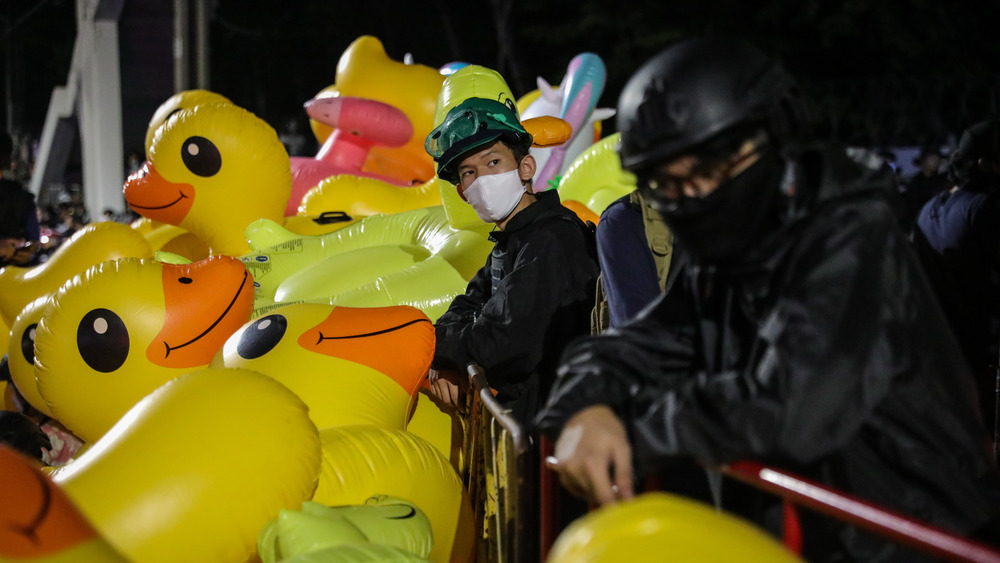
[433,220,594,383]
[539,200,914,473]
[431,260,492,371]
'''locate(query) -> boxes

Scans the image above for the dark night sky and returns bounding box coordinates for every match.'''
[4,0,1000,153]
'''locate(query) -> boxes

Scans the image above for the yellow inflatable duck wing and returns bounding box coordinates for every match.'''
[0,222,154,327]
[0,445,127,563]
[34,255,255,443]
[314,425,475,563]
[51,368,322,563]
[547,492,801,563]
[124,102,292,257]
[212,302,433,431]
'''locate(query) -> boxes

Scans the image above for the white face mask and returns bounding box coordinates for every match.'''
[462,168,526,223]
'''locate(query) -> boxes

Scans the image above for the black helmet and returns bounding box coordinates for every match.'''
[617,36,811,171]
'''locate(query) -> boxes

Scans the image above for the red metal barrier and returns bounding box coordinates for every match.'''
[721,461,1000,563]
[460,361,1000,562]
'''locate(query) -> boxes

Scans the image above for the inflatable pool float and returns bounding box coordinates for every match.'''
[33,255,254,442]
[50,368,321,563]
[211,302,434,431]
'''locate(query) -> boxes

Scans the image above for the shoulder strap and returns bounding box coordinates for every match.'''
[629,190,674,291]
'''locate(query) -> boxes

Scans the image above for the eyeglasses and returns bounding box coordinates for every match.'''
[639,147,763,202]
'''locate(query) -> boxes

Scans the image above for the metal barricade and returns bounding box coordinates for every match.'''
[720,461,1000,563]
[459,362,538,563]
[455,362,1000,562]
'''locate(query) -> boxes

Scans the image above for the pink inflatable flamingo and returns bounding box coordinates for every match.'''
[287,97,414,216]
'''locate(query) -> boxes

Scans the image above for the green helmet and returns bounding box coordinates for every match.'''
[425,97,533,184]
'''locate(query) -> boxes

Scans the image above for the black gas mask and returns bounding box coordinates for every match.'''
[642,149,787,267]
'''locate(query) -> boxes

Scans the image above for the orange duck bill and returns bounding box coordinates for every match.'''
[148,256,255,368]
[0,445,99,558]
[297,305,434,394]
[123,161,195,225]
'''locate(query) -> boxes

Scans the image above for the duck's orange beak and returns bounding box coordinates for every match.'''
[147,256,255,368]
[123,161,195,225]
[297,306,434,395]
[0,445,98,558]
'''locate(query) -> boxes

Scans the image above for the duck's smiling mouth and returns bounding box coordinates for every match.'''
[162,271,250,357]
[313,318,431,345]
[128,191,190,210]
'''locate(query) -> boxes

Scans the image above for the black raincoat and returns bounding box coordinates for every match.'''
[433,189,599,427]
[537,147,1000,561]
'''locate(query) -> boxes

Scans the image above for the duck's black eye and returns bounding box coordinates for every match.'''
[20,323,37,365]
[181,136,222,177]
[236,315,287,360]
[178,277,193,284]
[77,309,129,373]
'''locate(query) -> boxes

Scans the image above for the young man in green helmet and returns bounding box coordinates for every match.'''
[424,97,599,429]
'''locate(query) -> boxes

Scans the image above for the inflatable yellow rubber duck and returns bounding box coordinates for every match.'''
[314,35,445,186]
[124,102,292,257]
[314,425,475,563]
[33,255,254,443]
[547,492,801,563]
[0,222,154,327]
[50,368,322,563]
[211,302,433,431]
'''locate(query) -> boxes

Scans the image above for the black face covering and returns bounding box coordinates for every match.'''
[650,150,786,266]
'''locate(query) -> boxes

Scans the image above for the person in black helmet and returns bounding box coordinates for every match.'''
[538,36,1000,561]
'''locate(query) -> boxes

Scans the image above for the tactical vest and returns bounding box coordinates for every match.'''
[591,190,673,334]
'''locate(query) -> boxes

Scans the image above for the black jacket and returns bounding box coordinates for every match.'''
[433,189,599,426]
[538,146,1000,561]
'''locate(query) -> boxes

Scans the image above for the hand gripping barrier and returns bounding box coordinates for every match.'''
[458,362,1000,562]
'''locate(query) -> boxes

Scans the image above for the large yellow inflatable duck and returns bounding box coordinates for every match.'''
[0,222,154,327]
[312,35,445,186]
[211,302,433,431]
[547,492,800,563]
[124,102,292,257]
[0,445,127,563]
[50,367,322,563]
[314,425,475,563]
[33,255,254,443]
